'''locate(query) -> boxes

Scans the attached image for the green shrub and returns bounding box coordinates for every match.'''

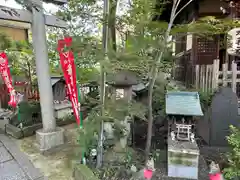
[224,125,240,180]
[16,101,41,126]
[199,91,214,112]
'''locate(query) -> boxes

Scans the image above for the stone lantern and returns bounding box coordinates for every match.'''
[104,70,139,149]
[107,70,139,102]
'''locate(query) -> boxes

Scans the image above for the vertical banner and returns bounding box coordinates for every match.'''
[0,52,17,108]
[57,37,81,125]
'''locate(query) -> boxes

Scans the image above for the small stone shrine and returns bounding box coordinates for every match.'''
[165,91,203,179]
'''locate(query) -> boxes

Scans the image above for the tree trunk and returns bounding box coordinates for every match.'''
[96,0,109,168]
[144,11,175,163]
[145,0,195,160]
[109,0,118,52]
[145,67,157,160]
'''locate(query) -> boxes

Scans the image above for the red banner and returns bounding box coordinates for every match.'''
[0,52,17,108]
[57,37,80,125]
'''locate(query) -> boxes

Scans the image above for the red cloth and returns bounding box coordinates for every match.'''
[209,173,222,180]
[58,37,80,125]
[144,169,153,180]
[0,52,17,107]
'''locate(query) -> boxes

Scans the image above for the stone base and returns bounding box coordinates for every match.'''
[36,127,64,152]
[54,103,72,119]
[0,118,10,131]
[168,138,199,179]
[168,164,198,179]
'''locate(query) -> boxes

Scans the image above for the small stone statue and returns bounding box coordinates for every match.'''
[130,165,137,172]
[146,158,155,171]
[18,122,23,129]
[90,148,97,157]
[190,133,195,142]
[209,161,225,180]
[89,148,97,164]
[209,161,220,174]
[130,157,155,180]
[170,131,175,141]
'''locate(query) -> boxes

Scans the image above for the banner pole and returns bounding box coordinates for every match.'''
[73,52,85,163]
[58,38,84,163]
[9,66,20,123]
[73,53,83,128]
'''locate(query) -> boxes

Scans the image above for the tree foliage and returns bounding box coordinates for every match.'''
[54,0,182,163]
[0,33,34,81]
[0,31,63,85]
[55,0,152,161]
[224,125,240,180]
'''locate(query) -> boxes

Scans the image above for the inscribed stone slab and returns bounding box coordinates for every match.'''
[0,160,28,180]
[210,87,239,146]
[0,146,12,163]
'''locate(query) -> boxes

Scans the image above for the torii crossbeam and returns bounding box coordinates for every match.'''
[0,1,67,28]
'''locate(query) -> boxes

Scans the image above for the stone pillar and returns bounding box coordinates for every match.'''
[31,0,64,151]
[123,86,132,102]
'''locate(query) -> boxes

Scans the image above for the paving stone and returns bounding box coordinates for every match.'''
[0,141,3,147]
[0,134,44,180]
[0,160,28,180]
[0,146,12,163]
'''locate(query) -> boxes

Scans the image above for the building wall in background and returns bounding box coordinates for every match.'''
[0,19,30,41]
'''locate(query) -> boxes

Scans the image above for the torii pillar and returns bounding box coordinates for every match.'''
[32,0,67,152]
[0,0,67,151]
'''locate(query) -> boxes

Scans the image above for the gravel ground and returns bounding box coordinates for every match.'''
[152,155,209,180]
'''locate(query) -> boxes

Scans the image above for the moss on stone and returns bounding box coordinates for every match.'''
[169,158,197,167]
[168,151,197,159]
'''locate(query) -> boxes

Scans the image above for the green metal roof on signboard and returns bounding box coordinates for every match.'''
[165,91,203,116]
